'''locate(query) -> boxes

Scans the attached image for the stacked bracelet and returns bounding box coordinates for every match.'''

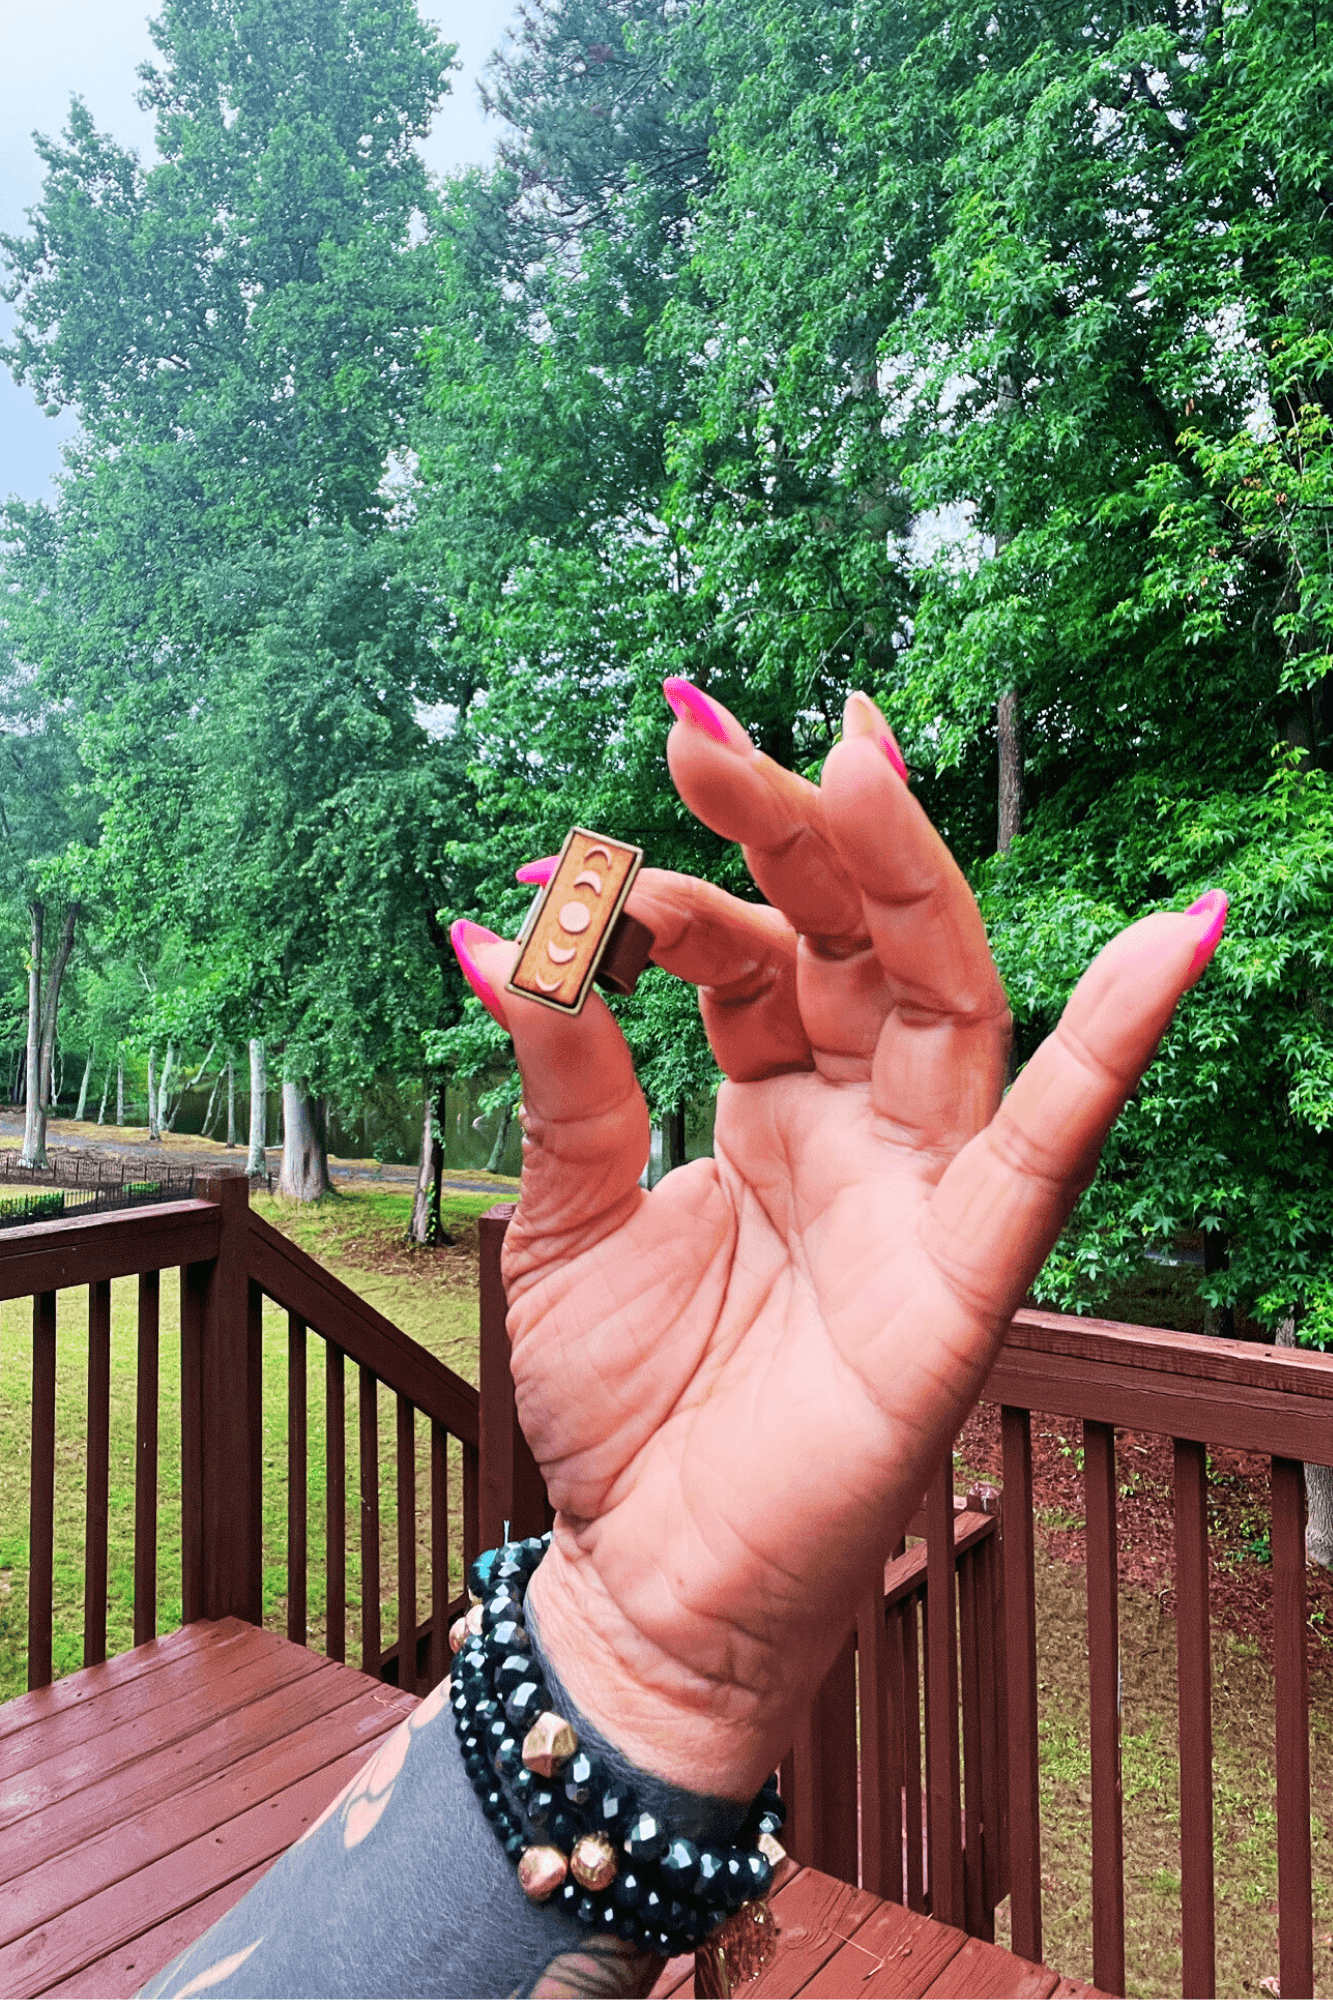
[449,1536,786,1965]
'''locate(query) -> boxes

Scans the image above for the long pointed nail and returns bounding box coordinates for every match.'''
[515,856,559,885]
[662,677,731,744]
[1185,890,1228,980]
[843,691,907,781]
[449,919,508,1027]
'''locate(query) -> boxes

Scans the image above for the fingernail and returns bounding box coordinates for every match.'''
[662,676,731,744]
[516,856,558,884]
[1185,890,1228,979]
[843,691,907,780]
[449,919,508,1027]
[878,729,908,783]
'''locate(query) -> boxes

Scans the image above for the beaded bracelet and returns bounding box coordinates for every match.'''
[449,1536,786,1970]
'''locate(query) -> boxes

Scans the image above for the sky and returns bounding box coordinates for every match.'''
[0,0,517,505]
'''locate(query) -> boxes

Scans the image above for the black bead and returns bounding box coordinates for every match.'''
[576,1893,602,1927]
[460,1731,482,1759]
[562,1749,601,1807]
[660,1835,700,1891]
[720,1848,771,1905]
[517,1535,547,1570]
[512,1766,536,1800]
[612,1867,647,1913]
[614,1911,638,1941]
[694,1849,727,1901]
[524,1784,558,1834]
[486,1718,509,1760]
[504,1678,548,1728]
[482,1785,507,1821]
[503,1829,527,1860]
[488,1618,530,1656]
[625,1810,668,1862]
[495,1651,534,1698]
[472,1695,501,1726]
[494,1733,525,1778]
[548,1807,580,1850]
[467,1547,502,1598]
[758,1808,783,1837]
[482,1589,523,1631]
[594,1778,632,1834]
[556,1880,580,1916]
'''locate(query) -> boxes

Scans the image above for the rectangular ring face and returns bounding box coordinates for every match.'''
[505,830,643,1016]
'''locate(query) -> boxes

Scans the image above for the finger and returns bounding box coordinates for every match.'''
[515,857,813,1080]
[921,900,1227,1331]
[451,926,651,1270]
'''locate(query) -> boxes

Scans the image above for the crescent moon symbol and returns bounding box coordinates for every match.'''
[535,974,563,992]
[583,845,613,864]
[573,869,603,894]
[547,941,577,964]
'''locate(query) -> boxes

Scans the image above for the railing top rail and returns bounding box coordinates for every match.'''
[0,1197,222,1302]
[986,1307,1333,1460]
[247,1209,479,1446]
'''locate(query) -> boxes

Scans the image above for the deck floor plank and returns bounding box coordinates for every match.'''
[38,1862,273,2000]
[0,1622,246,1750]
[920,1932,1061,1997]
[737,1866,883,1998]
[800,1899,966,1997]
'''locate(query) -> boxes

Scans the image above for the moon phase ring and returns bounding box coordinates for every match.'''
[506,829,654,1015]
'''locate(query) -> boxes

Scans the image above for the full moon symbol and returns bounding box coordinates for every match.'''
[558,902,592,934]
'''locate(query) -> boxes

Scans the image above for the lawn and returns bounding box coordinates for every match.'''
[0,1183,502,1702]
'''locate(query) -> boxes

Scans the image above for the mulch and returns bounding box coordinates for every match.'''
[956,1401,1333,1683]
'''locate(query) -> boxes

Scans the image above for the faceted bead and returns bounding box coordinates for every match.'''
[758,1808,783,1837]
[548,1807,581,1851]
[448,1614,469,1654]
[512,1766,536,1801]
[486,1718,509,1760]
[571,1831,617,1891]
[576,1894,603,1928]
[666,1900,699,1944]
[503,1829,527,1861]
[504,1678,548,1728]
[467,1548,502,1599]
[494,1734,525,1779]
[522,1711,578,1778]
[562,1749,601,1808]
[624,1810,668,1862]
[472,1696,501,1727]
[517,1535,547,1571]
[757,1831,786,1871]
[460,1731,482,1759]
[594,1778,631,1834]
[493,1554,527,1587]
[614,1911,638,1941]
[694,1849,727,1901]
[482,1786,507,1821]
[482,1589,523,1631]
[660,1835,700,1892]
[517,1846,569,1902]
[721,1848,772,1904]
[556,1880,580,1917]
[496,1652,534,1698]
[612,1866,648,1912]
[488,1618,530,1656]
[523,1785,558,1835]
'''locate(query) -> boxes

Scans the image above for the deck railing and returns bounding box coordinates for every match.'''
[13,1170,479,1701]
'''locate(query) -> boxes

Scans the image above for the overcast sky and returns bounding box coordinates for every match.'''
[0,0,516,504]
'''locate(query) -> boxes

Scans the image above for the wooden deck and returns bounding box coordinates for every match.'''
[0,1621,1097,2000]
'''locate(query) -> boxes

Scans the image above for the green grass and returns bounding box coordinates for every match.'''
[0,1186,494,1703]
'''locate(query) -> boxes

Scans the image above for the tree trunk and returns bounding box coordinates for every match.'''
[36,903,79,1119]
[226,1056,236,1148]
[157,1044,175,1132]
[74,1048,94,1122]
[485,1100,513,1174]
[997,690,1024,853]
[664,1100,687,1172]
[19,902,46,1168]
[246,1039,267,1175]
[278,1081,332,1201]
[410,1082,441,1244]
[201,1069,222,1138]
[97,1061,111,1125]
[147,1049,160,1140]
[116,1054,125,1126]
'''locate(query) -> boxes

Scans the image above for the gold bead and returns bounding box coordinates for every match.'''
[517,1845,569,1902]
[448,1615,468,1654]
[464,1603,484,1638]
[571,1831,617,1891]
[521,1710,579,1777]
[757,1830,786,1870]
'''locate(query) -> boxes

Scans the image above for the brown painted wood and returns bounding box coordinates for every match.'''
[857,1581,898,1903]
[801,1895,965,1997]
[430,1419,448,1691]
[1271,1456,1314,2000]
[478,1206,552,1546]
[958,1548,985,1940]
[924,1457,963,1929]
[179,1261,204,1625]
[0,1203,219,1305]
[921,1932,1060,1998]
[462,1436,480,1579]
[1173,1436,1215,1999]
[1001,1407,1041,1964]
[359,1365,381,1678]
[326,1342,346,1663]
[41,1859,272,1998]
[1083,1420,1124,1998]
[741,1865,882,1997]
[396,1395,417,1696]
[0,1621,242,1747]
[781,1709,815,1877]
[985,1314,1333,1462]
[188,1174,261,1623]
[287,1313,307,1646]
[83,1280,111,1670]
[133,1271,160,1647]
[248,1211,477,1444]
[0,1710,410,1995]
[974,1522,1005,1916]
[814,1631,859,1886]
[902,1597,924,1914]
[28,1291,56,1692]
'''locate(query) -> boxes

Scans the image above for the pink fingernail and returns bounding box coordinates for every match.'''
[449,919,508,1027]
[516,856,559,884]
[662,676,730,744]
[1185,889,1228,978]
[878,731,908,783]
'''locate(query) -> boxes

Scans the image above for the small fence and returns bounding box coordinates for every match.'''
[0,1153,200,1232]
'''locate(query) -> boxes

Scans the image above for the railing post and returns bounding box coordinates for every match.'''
[191,1171,262,1622]
[479,1204,549,1546]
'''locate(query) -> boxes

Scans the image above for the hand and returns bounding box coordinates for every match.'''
[452,684,1226,1803]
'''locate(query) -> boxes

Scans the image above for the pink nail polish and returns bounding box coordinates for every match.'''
[450,919,508,1027]
[662,677,730,744]
[1185,889,1228,978]
[878,731,908,783]
[515,856,559,884]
